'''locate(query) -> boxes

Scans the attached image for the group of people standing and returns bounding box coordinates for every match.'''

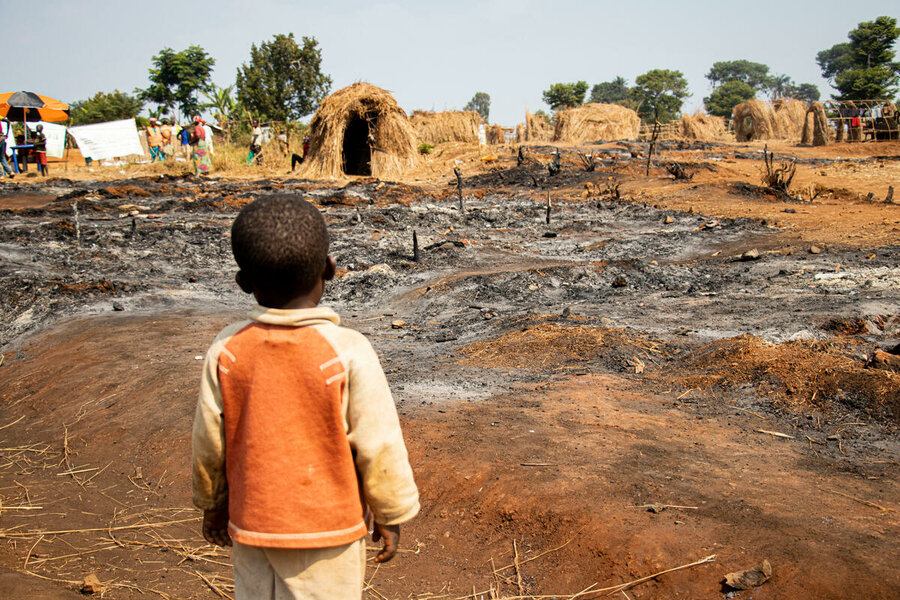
[0,116,49,178]
[146,117,213,175]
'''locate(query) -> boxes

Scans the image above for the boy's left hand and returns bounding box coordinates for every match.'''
[202,507,232,547]
[372,522,400,563]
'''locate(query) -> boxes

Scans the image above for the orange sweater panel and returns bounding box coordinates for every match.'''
[218,323,367,548]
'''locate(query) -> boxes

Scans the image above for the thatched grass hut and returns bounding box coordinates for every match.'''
[297,83,418,179]
[410,110,480,144]
[801,101,833,146]
[734,98,808,142]
[524,110,553,142]
[552,103,641,143]
[681,113,727,141]
[514,123,525,144]
[485,124,505,145]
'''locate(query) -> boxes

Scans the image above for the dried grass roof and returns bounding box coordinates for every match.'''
[681,113,728,142]
[553,103,641,143]
[524,110,553,142]
[297,82,419,180]
[410,110,480,144]
[734,98,808,142]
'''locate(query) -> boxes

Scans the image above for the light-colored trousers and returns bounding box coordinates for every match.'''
[233,538,366,600]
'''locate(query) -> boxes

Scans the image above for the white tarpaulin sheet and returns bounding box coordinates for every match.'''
[68,119,144,160]
[25,121,67,158]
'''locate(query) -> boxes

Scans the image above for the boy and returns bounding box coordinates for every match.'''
[192,196,419,599]
[32,124,48,176]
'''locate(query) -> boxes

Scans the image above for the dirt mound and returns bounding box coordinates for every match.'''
[669,334,899,423]
[457,321,665,373]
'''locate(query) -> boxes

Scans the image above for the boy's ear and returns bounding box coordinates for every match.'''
[323,256,336,281]
[235,270,254,294]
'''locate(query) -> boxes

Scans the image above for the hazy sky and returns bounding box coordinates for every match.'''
[3,0,897,125]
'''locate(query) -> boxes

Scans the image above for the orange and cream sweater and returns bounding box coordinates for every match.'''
[191,306,419,549]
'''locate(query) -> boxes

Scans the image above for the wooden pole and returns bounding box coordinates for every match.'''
[545,192,551,224]
[454,167,464,213]
[413,230,419,262]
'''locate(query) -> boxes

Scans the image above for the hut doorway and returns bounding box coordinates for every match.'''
[342,115,372,176]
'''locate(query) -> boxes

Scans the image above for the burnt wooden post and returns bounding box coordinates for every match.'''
[453,167,464,213]
[546,192,551,225]
[887,185,895,203]
[646,122,661,176]
[517,146,525,166]
[413,230,420,262]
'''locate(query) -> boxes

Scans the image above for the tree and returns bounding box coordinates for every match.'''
[704,80,755,117]
[542,81,588,111]
[706,60,771,91]
[632,69,689,123]
[140,46,215,119]
[764,75,821,103]
[70,90,143,126]
[817,16,900,100]
[464,92,490,122]
[236,34,332,122]
[590,77,630,104]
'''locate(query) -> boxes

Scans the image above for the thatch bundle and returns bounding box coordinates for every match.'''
[485,124,505,145]
[552,103,641,143]
[514,123,525,144]
[524,110,553,142]
[681,113,727,141]
[801,101,832,146]
[734,98,808,142]
[410,110,480,144]
[297,82,418,179]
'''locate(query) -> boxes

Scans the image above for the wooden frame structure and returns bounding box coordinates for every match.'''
[822,99,899,142]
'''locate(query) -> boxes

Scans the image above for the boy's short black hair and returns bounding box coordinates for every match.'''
[231,195,329,296]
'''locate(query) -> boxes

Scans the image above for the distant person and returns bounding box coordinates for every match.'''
[0,117,13,178]
[290,134,310,171]
[32,124,48,176]
[202,120,214,155]
[191,195,419,600]
[146,118,164,162]
[248,119,263,165]
[160,118,174,159]
[190,116,212,175]
[179,123,192,158]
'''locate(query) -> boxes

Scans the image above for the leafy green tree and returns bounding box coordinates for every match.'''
[464,92,490,122]
[787,83,820,103]
[704,80,755,117]
[706,60,771,91]
[70,90,143,126]
[140,46,215,119]
[236,34,332,122]
[764,75,820,103]
[542,81,588,111]
[590,77,630,104]
[817,16,900,100]
[632,69,689,122]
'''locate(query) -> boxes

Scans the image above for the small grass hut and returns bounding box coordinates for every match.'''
[681,112,727,141]
[734,98,808,142]
[410,110,480,144]
[485,124,505,145]
[801,101,833,146]
[552,103,641,143]
[524,110,553,142]
[298,83,419,179]
[514,123,525,144]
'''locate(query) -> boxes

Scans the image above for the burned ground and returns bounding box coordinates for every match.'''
[0,140,898,599]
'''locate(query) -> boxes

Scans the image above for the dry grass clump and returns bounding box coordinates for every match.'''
[734,98,808,142]
[671,335,899,422]
[801,101,833,146]
[681,113,728,141]
[524,111,553,142]
[410,110,480,144]
[457,322,662,371]
[514,123,525,144]
[297,82,419,180]
[553,103,641,143]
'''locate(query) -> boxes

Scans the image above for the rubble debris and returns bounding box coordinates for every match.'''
[82,574,103,594]
[723,560,772,590]
[740,249,761,261]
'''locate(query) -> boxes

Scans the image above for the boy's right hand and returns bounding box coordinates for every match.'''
[372,522,400,563]
[202,507,232,547]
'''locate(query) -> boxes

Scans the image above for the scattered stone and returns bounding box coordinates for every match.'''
[645,503,666,513]
[740,249,760,261]
[612,275,628,288]
[664,215,674,224]
[82,574,103,594]
[112,302,124,312]
[723,560,772,590]
[391,320,405,329]
[809,245,822,254]
[561,307,571,318]
[542,232,557,238]
[827,434,841,441]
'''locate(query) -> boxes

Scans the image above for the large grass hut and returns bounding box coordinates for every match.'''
[681,112,728,141]
[410,110,480,144]
[553,103,641,143]
[297,83,419,179]
[733,98,807,142]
